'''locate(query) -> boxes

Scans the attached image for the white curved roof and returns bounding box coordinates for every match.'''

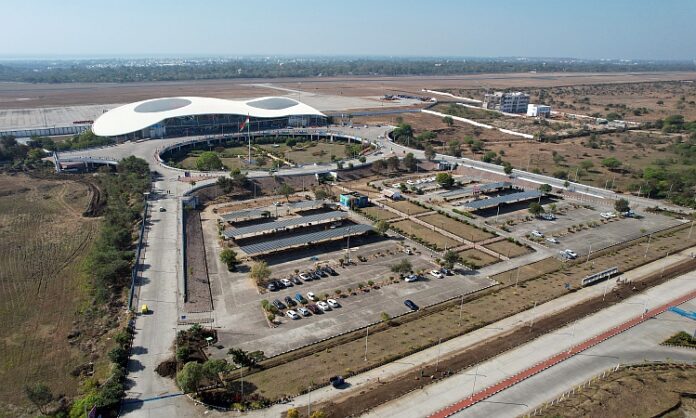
[92,96,325,137]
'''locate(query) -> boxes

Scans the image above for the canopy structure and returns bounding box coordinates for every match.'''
[92,96,325,137]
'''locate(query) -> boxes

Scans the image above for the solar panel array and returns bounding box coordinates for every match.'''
[287,199,327,210]
[239,224,373,256]
[440,181,512,198]
[464,190,542,210]
[220,208,271,222]
[223,211,347,239]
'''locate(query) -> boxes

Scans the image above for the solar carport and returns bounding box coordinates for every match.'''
[222,211,347,240]
[220,208,272,223]
[464,190,542,210]
[239,224,373,256]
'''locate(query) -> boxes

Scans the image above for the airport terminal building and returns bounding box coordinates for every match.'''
[91,96,327,139]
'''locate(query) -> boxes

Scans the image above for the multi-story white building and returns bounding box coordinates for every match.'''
[482,92,530,113]
[527,104,552,117]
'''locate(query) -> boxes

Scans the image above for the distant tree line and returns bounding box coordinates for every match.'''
[2,58,695,83]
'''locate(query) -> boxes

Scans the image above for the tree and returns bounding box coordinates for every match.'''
[447,140,462,157]
[601,157,622,171]
[177,362,204,393]
[538,183,552,194]
[256,155,267,167]
[279,183,295,201]
[482,151,497,163]
[286,408,300,418]
[228,348,257,368]
[310,411,327,418]
[402,153,417,172]
[502,161,513,175]
[442,115,454,127]
[250,261,271,285]
[390,259,412,274]
[374,220,389,235]
[615,198,630,213]
[25,383,53,414]
[380,312,391,323]
[442,250,461,269]
[424,144,436,161]
[580,160,594,171]
[196,151,223,171]
[285,138,297,147]
[202,359,229,378]
[386,156,400,172]
[371,159,386,173]
[528,202,544,217]
[219,248,239,271]
[217,176,234,193]
[435,172,455,188]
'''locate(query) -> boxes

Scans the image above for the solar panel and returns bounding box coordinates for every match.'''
[440,182,512,198]
[220,208,271,222]
[287,200,327,210]
[239,224,373,256]
[464,190,542,210]
[223,211,347,239]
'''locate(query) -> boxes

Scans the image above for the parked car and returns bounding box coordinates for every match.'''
[273,279,286,289]
[531,230,544,238]
[317,301,332,311]
[307,292,318,301]
[403,247,413,255]
[441,268,453,276]
[295,292,308,304]
[560,249,578,259]
[272,299,286,310]
[286,310,300,320]
[546,237,559,244]
[291,276,303,285]
[404,299,419,310]
[280,278,293,287]
[267,282,278,292]
[430,269,444,279]
[306,303,321,314]
[159,207,166,212]
[309,271,321,280]
[315,268,328,278]
[329,375,345,388]
[404,274,419,283]
[323,266,338,276]
[298,307,311,317]
[284,296,297,307]
[299,272,311,281]
[600,212,616,219]
[541,213,556,221]
[327,298,341,308]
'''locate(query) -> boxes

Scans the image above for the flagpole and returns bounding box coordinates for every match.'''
[247,114,251,164]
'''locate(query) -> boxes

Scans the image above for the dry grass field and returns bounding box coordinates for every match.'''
[540,364,696,418]
[391,219,460,250]
[484,239,532,258]
[419,213,495,242]
[361,206,401,221]
[382,199,429,215]
[486,130,682,191]
[458,248,499,267]
[0,174,98,414]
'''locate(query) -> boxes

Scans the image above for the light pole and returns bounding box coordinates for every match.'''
[458,295,465,327]
[644,234,652,258]
[529,301,538,327]
[364,326,369,361]
[435,337,443,372]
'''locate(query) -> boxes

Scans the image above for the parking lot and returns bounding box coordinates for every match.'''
[509,206,684,259]
[202,215,496,357]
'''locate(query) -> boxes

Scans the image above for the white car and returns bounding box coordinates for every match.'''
[327,298,341,308]
[297,307,311,317]
[404,274,419,282]
[392,183,402,188]
[430,269,444,279]
[546,237,559,244]
[531,230,544,238]
[286,310,300,320]
[317,301,331,311]
[307,292,318,301]
[299,273,311,281]
[561,249,578,259]
[600,212,616,219]
[280,278,293,287]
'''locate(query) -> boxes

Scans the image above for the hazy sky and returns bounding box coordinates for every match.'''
[2,0,696,60]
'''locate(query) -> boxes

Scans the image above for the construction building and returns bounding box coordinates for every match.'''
[482,92,530,113]
[527,104,552,118]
